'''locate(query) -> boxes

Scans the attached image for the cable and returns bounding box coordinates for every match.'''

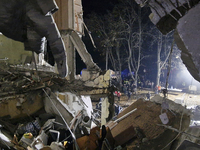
[165,40,174,90]
[160,112,183,150]
[42,88,80,150]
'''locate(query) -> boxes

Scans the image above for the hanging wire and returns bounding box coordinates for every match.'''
[187,0,191,8]
[32,51,38,72]
[42,88,80,150]
[160,39,175,122]
[164,40,175,95]
[31,51,42,83]
[140,0,150,7]
[160,112,184,150]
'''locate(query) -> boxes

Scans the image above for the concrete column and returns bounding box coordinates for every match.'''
[101,97,110,125]
[62,34,75,80]
[65,0,75,80]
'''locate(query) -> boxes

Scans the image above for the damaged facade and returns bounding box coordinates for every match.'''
[0,0,114,149]
[0,0,200,150]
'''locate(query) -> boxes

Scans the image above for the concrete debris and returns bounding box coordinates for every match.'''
[105,95,192,150]
[135,0,200,34]
[0,64,116,150]
[1,65,200,150]
[82,70,111,88]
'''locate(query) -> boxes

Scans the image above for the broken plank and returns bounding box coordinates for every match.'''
[114,125,136,146]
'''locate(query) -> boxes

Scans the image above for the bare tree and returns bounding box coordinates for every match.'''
[86,12,127,89]
[86,0,151,88]
[115,0,151,86]
[151,30,175,87]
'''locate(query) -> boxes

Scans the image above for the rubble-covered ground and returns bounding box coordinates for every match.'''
[93,89,200,127]
[89,88,200,149]
[112,89,200,110]
[0,65,199,150]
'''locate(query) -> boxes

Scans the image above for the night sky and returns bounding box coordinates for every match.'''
[82,0,118,16]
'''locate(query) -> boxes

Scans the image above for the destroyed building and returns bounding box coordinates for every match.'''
[0,0,200,150]
[0,0,115,149]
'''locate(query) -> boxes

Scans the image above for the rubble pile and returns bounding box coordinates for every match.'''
[0,64,102,150]
[0,64,196,150]
[0,64,100,96]
[106,96,191,150]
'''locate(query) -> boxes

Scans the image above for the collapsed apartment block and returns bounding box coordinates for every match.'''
[0,0,115,149]
[0,0,200,150]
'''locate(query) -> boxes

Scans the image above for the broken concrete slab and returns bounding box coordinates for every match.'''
[107,95,191,149]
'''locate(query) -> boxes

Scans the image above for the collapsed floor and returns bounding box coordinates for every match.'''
[0,65,200,150]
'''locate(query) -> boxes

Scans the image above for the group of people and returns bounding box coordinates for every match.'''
[113,78,165,101]
[122,81,137,100]
[113,80,137,101]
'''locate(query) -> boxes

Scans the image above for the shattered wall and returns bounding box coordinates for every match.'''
[0,34,32,64]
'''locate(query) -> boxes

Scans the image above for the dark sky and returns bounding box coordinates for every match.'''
[82,0,118,16]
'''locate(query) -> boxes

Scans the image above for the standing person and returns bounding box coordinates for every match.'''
[131,83,137,95]
[117,91,121,101]
[123,84,127,95]
[126,82,130,96]
[146,91,151,100]
[158,85,161,93]
[148,81,151,88]
[145,80,148,88]
[127,90,131,100]
[115,91,121,101]
[151,82,154,91]
[140,82,144,91]
[155,85,158,94]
